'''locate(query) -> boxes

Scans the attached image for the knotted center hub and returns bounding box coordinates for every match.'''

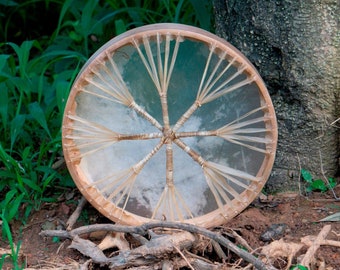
[163,129,176,144]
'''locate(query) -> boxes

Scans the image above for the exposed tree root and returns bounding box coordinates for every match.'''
[40,222,275,269]
[39,222,339,270]
[300,224,331,268]
[66,196,87,230]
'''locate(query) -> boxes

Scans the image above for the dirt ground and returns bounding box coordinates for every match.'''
[2,184,340,270]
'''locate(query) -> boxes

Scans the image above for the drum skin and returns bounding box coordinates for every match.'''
[62,23,278,228]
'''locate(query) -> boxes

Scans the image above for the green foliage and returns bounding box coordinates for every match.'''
[0,214,23,269]
[0,4,213,267]
[0,0,213,261]
[301,169,336,193]
[290,265,308,270]
[52,236,61,243]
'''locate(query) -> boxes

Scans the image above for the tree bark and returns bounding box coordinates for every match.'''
[213,0,339,191]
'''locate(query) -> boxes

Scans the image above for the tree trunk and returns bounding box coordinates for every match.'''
[213,0,339,191]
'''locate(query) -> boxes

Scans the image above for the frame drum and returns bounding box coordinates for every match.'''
[62,23,278,228]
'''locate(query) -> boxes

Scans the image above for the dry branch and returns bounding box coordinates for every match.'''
[231,229,254,253]
[261,239,303,270]
[301,235,340,248]
[68,235,108,263]
[66,196,87,230]
[300,224,331,267]
[103,231,196,269]
[211,239,228,261]
[40,221,276,269]
[97,232,130,251]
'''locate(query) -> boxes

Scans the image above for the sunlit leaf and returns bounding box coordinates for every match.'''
[301,169,313,183]
[319,212,340,222]
[28,102,51,138]
[115,19,126,35]
[310,179,328,192]
[329,177,337,188]
[10,114,25,151]
[8,193,24,221]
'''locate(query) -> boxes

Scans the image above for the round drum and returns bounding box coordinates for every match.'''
[62,23,277,228]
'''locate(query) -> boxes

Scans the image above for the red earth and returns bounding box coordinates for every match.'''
[1,185,340,269]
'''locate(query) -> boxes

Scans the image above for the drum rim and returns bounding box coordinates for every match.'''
[62,23,278,227]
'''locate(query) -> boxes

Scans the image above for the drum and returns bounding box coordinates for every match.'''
[62,23,277,228]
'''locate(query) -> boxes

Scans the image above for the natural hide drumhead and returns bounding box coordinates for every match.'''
[62,23,278,228]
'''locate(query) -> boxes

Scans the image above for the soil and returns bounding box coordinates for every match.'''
[1,185,340,270]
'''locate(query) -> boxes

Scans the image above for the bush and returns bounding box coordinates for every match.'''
[0,0,213,224]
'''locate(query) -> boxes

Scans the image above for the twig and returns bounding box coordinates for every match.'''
[80,259,92,270]
[330,117,340,128]
[184,249,215,265]
[300,224,331,267]
[231,229,254,253]
[66,196,87,230]
[301,235,340,248]
[189,257,221,270]
[56,240,66,254]
[319,150,339,200]
[211,239,228,261]
[174,245,195,270]
[51,157,65,170]
[296,153,303,196]
[130,233,149,245]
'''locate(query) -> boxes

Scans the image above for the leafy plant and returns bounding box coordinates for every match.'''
[0,1,214,268]
[290,265,308,270]
[301,169,336,193]
[0,214,23,269]
[0,0,212,226]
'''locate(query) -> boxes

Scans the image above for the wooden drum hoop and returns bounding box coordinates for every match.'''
[62,23,278,228]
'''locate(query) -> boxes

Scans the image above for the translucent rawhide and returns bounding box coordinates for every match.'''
[62,23,278,228]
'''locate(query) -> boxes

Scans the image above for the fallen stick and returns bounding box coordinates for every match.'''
[301,235,340,247]
[40,221,277,270]
[300,224,331,267]
[231,229,254,253]
[211,239,228,260]
[66,196,87,230]
[0,247,13,256]
[174,245,195,270]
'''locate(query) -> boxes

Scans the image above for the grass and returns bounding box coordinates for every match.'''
[0,0,213,268]
[0,214,23,269]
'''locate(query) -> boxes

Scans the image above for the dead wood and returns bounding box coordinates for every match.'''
[80,259,91,270]
[40,221,276,269]
[300,224,331,267]
[97,232,130,251]
[108,231,196,269]
[68,235,108,263]
[174,245,194,270]
[301,235,340,248]
[161,260,173,270]
[66,196,87,230]
[0,247,13,256]
[189,259,220,270]
[260,239,303,270]
[230,229,254,253]
[211,239,228,261]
